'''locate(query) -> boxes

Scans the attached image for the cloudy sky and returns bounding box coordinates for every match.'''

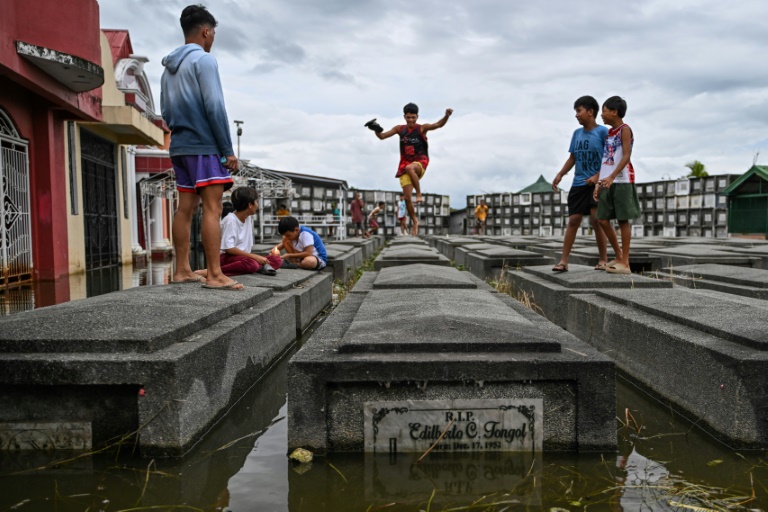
[101,0,768,208]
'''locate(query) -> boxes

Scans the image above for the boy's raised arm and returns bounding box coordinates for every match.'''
[422,108,454,133]
[376,126,399,140]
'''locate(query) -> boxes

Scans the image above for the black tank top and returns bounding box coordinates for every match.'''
[399,124,429,162]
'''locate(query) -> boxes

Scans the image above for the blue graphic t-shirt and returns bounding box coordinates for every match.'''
[568,125,608,187]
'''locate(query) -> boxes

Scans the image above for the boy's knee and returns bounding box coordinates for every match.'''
[243,259,260,273]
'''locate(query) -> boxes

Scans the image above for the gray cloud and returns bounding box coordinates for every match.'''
[101,0,768,207]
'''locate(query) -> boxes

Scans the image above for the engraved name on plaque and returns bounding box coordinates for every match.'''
[364,399,542,453]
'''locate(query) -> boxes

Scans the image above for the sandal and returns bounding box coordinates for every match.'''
[551,263,569,272]
[595,263,608,271]
[606,263,631,275]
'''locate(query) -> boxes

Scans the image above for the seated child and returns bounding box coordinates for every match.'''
[195,187,282,278]
[368,201,385,235]
[274,216,328,270]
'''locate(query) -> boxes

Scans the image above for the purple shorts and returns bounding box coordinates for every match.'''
[171,155,234,194]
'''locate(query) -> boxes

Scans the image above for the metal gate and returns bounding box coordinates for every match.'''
[80,129,120,269]
[0,109,33,286]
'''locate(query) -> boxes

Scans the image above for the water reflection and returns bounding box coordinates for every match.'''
[0,327,767,510]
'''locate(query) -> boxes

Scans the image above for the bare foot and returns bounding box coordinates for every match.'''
[411,220,419,236]
[204,276,244,290]
[194,269,208,278]
[415,194,424,204]
[172,270,206,283]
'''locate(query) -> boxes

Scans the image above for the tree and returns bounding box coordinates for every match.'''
[685,160,708,178]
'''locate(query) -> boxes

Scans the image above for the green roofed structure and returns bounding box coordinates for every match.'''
[720,165,768,238]
[519,175,556,194]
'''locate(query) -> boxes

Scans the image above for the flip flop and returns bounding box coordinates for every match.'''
[202,280,244,290]
[551,263,569,272]
[171,276,206,284]
[606,263,631,275]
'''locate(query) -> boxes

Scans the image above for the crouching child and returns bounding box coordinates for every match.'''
[195,187,281,279]
[275,216,328,270]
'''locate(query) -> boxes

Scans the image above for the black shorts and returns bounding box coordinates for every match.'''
[567,184,598,216]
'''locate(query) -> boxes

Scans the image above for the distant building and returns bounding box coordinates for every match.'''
[466,173,740,238]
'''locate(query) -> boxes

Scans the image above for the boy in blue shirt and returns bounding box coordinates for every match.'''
[274,216,328,270]
[551,96,609,272]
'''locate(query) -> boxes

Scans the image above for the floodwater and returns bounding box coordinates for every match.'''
[0,318,766,511]
[1,272,767,510]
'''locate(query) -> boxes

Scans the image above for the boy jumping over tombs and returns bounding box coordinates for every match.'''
[365,103,453,235]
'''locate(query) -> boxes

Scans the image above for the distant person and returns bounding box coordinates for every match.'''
[594,96,641,275]
[368,201,385,235]
[162,4,240,289]
[551,95,609,272]
[276,204,290,218]
[349,192,369,238]
[195,187,281,281]
[396,193,407,235]
[329,202,341,238]
[274,216,328,270]
[365,103,453,235]
[474,199,489,235]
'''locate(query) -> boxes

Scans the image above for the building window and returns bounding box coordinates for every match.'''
[675,179,690,195]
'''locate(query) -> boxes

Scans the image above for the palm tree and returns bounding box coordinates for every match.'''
[685,160,708,178]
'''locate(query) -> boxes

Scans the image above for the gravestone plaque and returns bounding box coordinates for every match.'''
[364,399,542,453]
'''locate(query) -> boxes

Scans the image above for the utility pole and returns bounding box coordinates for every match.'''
[234,120,244,160]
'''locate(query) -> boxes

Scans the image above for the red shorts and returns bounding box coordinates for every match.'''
[396,158,429,178]
[369,218,379,229]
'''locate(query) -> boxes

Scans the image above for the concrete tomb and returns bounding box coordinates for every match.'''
[288,264,616,454]
[0,270,332,456]
[374,245,450,270]
[464,247,554,281]
[647,244,760,268]
[567,287,768,448]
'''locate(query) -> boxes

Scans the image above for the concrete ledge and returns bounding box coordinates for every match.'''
[652,263,768,299]
[504,264,672,329]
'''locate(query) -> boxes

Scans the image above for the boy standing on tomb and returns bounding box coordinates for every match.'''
[594,96,641,275]
[551,96,609,272]
[365,103,453,235]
